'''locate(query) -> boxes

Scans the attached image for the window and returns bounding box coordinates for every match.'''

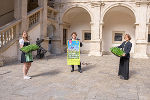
[112,31,125,43]
[63,29,67,45]
[82,30,91,41]
[27,0,39,12]
[48,0,55,8]
[148,34,150,42]
[114,33,122,41]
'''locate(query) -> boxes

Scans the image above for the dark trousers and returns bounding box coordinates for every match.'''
[118,57,129,79]
[71,62,81,70]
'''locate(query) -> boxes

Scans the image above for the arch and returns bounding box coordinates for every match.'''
[102,3,136,23]
[62,5,94,23]
[102,3,136,54]
[61,4,92,53]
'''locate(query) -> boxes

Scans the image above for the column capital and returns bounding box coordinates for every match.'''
[146,23,150,26]
[90,21,94,25]
[100,22,104,25]
[135,1,150,7]
[91,1,105,8]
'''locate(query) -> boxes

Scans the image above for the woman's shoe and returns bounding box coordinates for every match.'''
[71,69,74,72]
[124,77,129,80]
[120,76,124,79]
[78,69,82,73]
[24,76,31,79]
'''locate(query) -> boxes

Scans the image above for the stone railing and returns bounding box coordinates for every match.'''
[47,6,58,21]
[0,19,21,48]
[27,7,43,28]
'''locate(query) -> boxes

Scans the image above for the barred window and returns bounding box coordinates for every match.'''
[84,33,91,40]
[148,34,150,42]
[63,29,67,45]
[82,30,91,41]
[112,31,125,44]
[114,33,123,41]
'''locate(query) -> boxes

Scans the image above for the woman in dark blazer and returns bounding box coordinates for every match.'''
[118,34,132,80]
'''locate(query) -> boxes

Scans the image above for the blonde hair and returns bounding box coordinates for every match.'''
[22,31,29,40]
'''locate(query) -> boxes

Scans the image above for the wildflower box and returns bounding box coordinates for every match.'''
[110,47,125,57]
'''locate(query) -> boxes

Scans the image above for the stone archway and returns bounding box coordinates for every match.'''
[102,6,136,55]
[62,7,92,53]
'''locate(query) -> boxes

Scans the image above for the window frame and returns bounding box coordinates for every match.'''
[112,31,125,44]
[82,30,91,42]
[148,34,150,43]
[63,29,67,45]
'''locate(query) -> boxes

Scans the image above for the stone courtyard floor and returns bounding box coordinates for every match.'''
[0,54,150,100]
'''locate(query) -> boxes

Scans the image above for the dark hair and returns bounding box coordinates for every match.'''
[71,32,77,36]
[125,34,131,40]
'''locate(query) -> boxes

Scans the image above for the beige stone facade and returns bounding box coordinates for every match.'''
[57,0,150,59]
[0,0,150,64]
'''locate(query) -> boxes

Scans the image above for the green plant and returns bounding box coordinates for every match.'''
[20,44,39,53]
[110,47,125,57]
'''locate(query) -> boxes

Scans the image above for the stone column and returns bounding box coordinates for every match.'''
[14,0,21,20]
[14,0,28,33]
[38,0,49,53]
[88,6,102,56]
[51,23,62,54]
[59,23,64,54]
[14,0,28,60]
[20,0,28,32]
[14,0,22,36]
[133,3,148,58]
[88,21,102,56]
[99,22,104,55]
[38,0,48,38]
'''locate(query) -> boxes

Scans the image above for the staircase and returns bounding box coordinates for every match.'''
[0,6,44,66]
[0,20,21,51]
[0,19,21,66]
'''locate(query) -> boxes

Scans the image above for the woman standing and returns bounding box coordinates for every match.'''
[70,32,82,73]
[118,34,132,80]
[19,31,33,79]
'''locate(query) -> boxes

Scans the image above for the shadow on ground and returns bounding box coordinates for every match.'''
[82,64,96,71]
[31,69,61,77]
[130,70,137,77]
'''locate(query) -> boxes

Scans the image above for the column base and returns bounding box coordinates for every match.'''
[133,42,149,59]
[45,52,51,57]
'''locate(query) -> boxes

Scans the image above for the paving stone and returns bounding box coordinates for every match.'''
[0,54,150,100]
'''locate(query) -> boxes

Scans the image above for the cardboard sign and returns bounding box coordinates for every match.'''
[67,40,80,65]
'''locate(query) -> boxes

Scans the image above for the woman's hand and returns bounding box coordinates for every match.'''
[20,44,23,48]
[122,53,126,56]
